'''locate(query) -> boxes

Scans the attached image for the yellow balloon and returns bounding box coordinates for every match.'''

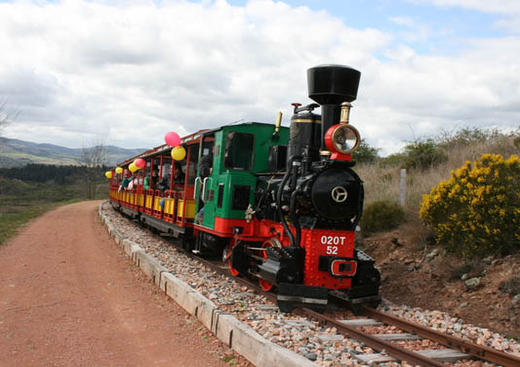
[171,146,186,161]
[105,171,113,179]
[115,167,123,174]
[129,163,138,173]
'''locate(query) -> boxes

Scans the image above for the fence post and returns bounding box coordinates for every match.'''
[399,168,406,207]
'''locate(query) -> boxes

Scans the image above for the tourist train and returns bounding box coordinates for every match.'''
[107,65,381,312]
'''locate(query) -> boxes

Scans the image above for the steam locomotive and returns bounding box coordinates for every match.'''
[108,65,381,312]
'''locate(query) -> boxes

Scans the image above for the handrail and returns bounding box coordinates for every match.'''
[202,177,212,202]
[194,177,201,199]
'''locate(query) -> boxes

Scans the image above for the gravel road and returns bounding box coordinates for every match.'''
[0,201,249,367]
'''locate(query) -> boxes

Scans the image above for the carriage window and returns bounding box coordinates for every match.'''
[224,132,254,170]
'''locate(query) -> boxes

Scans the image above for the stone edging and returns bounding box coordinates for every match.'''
[98,202,315,367]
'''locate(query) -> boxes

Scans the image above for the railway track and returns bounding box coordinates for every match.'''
[180,246,520,367]
[361,306,520,367]
[122,212,520,367]
[303,304,520,367]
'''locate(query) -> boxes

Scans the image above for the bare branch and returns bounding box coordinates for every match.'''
[0,100,10,135]
[76,138,107,200]
[0,99,20,136]
[77,139,107,168]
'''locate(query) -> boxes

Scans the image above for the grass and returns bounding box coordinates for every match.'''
[220,353,236,365]
[0,177,108,246]
[0,202,66,245]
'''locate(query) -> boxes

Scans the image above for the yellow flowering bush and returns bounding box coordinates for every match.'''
[420,154,520,257]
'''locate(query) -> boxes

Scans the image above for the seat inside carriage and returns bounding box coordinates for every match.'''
[109,133,202,236]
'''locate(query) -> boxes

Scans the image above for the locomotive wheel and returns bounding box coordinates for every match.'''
[228,258,240,276]
[351,304,364,316]
[277,300,296,313]
[259,278,273,292]
[223,247,240,276]
[181,235,193,251]
[258,238,281,292]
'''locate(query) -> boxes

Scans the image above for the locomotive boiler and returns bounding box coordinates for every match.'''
[108,64,381,312]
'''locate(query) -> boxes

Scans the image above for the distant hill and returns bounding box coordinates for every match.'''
[0,137,146,168]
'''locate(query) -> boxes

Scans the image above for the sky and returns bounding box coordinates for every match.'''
[0,0,519,155]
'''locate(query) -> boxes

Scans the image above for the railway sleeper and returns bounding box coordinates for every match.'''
[354,348,474,364]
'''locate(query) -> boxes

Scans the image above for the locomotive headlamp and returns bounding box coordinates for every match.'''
[324,123,360,160]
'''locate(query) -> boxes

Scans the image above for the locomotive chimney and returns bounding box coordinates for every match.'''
[306,65,361,156]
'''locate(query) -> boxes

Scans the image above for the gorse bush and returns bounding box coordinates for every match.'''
[420,154,520,257]
[361,200,405,234]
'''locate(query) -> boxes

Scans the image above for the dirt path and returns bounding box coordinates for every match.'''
[0,201,245,367]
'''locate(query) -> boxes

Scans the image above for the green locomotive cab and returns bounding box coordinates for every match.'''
[193,122,289,234]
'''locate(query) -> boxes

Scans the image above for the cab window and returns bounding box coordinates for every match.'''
[187,144,199,184]
[224,132,254,170]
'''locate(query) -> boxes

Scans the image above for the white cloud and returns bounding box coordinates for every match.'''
[0,0,519,157]
[388,16,435,44]
[0,0,390,149]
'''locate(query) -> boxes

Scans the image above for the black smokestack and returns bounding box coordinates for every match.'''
[307,64,361,154]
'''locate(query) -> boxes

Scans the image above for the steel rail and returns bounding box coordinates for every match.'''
[302,307,445,367]
[363,306,520,367]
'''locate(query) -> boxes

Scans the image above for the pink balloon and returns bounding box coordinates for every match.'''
[134,158,146,169]
[164,131,181,147]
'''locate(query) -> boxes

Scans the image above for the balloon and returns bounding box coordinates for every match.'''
[171,146,186,161]
[128,163,138,173]
[105,171,113,179]
[165,131,181,147]
[115,167,123,174]
[134,158,145,169]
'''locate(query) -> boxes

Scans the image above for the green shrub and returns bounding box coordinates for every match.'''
[361,200,405,234]
[378,152,407,168]
[403,139,447,170]
[420,153,520,257]
[353,139,379,164]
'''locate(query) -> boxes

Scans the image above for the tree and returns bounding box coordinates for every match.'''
[403,139,447,170]
[353,139,379,164]
[77,141,107,199]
